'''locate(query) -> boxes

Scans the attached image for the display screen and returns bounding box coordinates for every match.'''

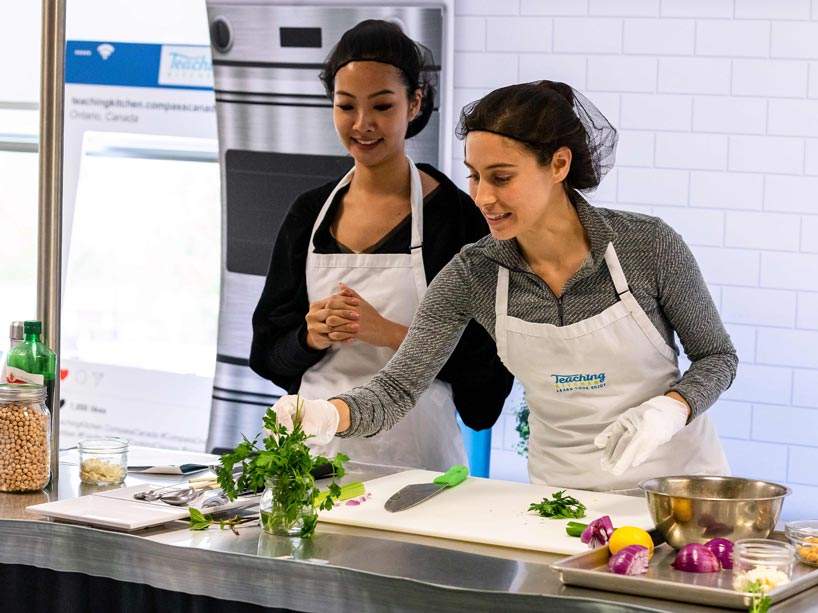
[279,27,321,48]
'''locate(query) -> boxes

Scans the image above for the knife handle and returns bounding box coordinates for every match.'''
[433,465,469,488]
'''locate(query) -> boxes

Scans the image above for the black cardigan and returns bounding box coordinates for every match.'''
[249,163,513,430]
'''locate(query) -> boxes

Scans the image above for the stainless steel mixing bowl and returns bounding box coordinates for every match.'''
[639,476,791,550]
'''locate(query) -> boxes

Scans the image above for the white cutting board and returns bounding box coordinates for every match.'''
[318,470,654,555]
[26,484,260,531]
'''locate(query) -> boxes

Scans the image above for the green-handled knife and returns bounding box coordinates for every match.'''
[384,466,469,513]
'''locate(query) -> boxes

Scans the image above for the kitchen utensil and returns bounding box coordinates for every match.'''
[202,492,230,508]
[127,464,209,475]
[132,479,218,502]
[160,488,206,506]
[157,478,220,506]
[206,462,335,480]
[133,484,185,501]
[310,462,336,480]
[640,475,791,550]
[201,489,259,509]
[552,531,818,611]
[384,466,468,513]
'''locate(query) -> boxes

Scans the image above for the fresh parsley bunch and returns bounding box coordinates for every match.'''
[211,400,348,538]
[528,490,587,519]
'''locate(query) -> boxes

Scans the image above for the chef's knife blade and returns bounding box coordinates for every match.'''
[127,464,210,475]
[384,466,469,513]
[205,457,336,480]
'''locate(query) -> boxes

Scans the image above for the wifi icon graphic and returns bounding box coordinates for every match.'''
[96,43,115,60]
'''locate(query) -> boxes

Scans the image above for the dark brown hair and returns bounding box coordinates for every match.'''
[457,81,618,192]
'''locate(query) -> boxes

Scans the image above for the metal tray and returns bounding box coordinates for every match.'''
[551,533,818,610]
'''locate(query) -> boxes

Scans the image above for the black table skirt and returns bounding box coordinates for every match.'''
[0,564,294,613]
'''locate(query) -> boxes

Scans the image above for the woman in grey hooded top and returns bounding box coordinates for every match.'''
[273,80,736,492]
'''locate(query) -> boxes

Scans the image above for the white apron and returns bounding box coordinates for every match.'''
[299,158,467,471]
[495,242,729,491]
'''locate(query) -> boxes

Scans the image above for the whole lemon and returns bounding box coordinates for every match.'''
[609,526,655,559]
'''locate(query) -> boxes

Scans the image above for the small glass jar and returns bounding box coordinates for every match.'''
[0,384,51,492]
[784,520,818,567]
[732,538,795,593]
[259,475,317,537]
[78,437,128,485]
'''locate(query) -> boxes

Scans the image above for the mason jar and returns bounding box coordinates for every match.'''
[259,475,317,537]
[78,437,129,485]
[0,383,51,492]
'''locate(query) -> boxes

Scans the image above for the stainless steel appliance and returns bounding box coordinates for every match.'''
[205,1,450,451]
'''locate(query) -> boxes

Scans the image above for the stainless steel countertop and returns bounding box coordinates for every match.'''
[0,460,814,612]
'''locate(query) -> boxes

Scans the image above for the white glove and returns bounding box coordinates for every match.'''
[593,395,688,476]
[266,395,340,446]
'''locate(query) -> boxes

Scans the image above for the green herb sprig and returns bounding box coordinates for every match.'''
[528,490,587,519]
[189,508,258,535]
[195,398,347,538]
[745,579,772,613]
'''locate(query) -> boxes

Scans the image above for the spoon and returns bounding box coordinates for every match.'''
[133,478,219,502]
[134,484,184,501]
[201,492,229,508]
[159,488,205,506]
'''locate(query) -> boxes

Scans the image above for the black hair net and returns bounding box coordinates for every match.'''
[456,81,618,192]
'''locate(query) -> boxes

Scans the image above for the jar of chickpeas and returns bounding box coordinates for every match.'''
[0,384,50,492]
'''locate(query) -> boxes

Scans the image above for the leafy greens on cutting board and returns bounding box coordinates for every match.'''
[315,469,654,556]
[528,490,587,519]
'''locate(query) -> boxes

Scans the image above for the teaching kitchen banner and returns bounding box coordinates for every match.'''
[60,39,220,451]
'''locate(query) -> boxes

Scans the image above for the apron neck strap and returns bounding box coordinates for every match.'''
[495,267,510,316]
[406,157,427,300]
[603,242,630,296]
[406,156,423,249]
[309,165,356,242]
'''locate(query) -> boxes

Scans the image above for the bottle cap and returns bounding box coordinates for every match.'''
[23,320,42,335]
[9,321,24,341]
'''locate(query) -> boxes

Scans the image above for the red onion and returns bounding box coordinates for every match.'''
[672,543,721,573]
[608,545,650,576]
[581,515,614,548]
[703,537,734,570]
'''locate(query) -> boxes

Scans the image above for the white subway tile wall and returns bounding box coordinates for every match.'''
[453,0,818,518]
[487,17,553,52]
[659,58,732,95]
[807,139,818,174]
[810,63,818,97]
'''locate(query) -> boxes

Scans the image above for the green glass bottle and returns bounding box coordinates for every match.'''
[4,320,56,410]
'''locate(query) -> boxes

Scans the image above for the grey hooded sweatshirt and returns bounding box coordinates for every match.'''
[336,194,737,439]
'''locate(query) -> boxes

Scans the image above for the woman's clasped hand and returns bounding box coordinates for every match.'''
[306,283,407,351]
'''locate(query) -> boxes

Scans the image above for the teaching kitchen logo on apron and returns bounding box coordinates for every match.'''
[551,372,606,393]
